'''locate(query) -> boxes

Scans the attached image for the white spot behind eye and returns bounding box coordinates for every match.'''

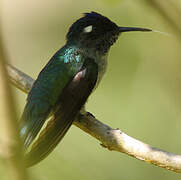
[83,25,93,33]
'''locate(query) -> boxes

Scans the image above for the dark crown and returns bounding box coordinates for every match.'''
[66,12,120,53]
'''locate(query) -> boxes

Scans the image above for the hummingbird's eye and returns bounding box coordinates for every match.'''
[83,25,93,33]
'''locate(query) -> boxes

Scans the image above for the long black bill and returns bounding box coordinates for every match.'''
[119,27,152,33]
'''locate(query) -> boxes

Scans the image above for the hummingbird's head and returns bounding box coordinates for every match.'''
[66,12,120,53]
[66,12,151,54]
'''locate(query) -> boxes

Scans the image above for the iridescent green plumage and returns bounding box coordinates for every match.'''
[20,45,85,147]
[20,11,151,167]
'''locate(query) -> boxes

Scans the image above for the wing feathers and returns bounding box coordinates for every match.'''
[20,47,85,150]
[24,58,98,167]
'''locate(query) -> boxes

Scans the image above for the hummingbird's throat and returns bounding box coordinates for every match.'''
[95,32,120,54]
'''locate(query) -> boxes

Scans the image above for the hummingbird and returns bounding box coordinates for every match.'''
[20,11,151,167]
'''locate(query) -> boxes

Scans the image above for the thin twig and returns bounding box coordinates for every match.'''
[6,64,181,173]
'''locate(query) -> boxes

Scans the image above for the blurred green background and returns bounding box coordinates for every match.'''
[2,0,181,179]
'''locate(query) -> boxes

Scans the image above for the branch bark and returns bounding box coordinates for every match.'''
[6,64,181,173]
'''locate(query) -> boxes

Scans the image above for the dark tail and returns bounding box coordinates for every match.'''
[24,114,74,167]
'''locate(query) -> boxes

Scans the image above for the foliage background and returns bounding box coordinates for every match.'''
[1,0,181,179]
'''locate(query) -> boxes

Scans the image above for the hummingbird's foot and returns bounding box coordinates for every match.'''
[86,111,95,118]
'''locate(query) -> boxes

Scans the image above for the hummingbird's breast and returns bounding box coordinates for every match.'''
[76,46,108,89]
[94,53,108,88]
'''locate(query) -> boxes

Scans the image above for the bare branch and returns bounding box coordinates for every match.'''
[6,64,181,173]
[6,64,34,93]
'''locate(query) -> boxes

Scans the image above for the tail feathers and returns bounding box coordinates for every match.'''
[20,124,34,149]
[20,117,46,149]
[20,102,51,149]
[24,114,74,167]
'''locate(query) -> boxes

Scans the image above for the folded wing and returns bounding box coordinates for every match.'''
[24,58,98,167]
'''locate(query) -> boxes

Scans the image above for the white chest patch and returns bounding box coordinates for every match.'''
[83,25,93,33]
